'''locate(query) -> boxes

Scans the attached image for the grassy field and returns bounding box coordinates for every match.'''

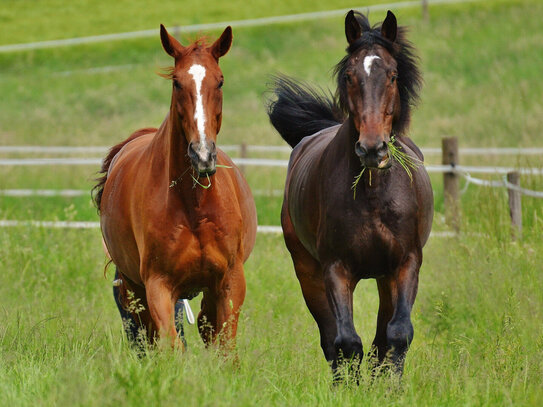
[1,0,543,405]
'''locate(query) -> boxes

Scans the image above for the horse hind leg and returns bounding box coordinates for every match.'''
[174,300,187,348]
[371,277,394,370]
[113,269,139,342]
[112,269,153,349]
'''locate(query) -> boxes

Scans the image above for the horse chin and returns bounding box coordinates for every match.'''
[359,157,392,170]
[377,156,392,169]
[190,159,217,178]
[197,168,216,178]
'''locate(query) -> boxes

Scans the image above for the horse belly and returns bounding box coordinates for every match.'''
[101,214,143,281]
[285,137,333,260]
[100,191,142,282]
[99,134,155,284]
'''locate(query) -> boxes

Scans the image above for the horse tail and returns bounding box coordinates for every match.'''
[267,75,344,148]
[92,127,156,212]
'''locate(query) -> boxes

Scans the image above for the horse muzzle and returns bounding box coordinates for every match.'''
[188,141,217,177]
[355,140,391,169]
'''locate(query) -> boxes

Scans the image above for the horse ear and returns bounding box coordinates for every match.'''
[381,11,397,42]
[160,24,184,58]
[345,10,362,45]
[209,26,233,60]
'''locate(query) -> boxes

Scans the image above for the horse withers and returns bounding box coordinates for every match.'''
[93,25,257,351]
[268,11,433,376]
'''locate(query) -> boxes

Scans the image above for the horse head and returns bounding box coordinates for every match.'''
[338,11,409,169]
[160,25,232,177]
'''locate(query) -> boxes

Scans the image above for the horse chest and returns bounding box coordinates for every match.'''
[145,216,237,277]
[318,202,407,278]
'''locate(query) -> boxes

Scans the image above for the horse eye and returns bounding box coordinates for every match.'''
[344,74,353,85]
[390,74,398,84]
[218,79,224,89]
[173,80,182,90]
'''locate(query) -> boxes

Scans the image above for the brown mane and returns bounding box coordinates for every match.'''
[92,127,156,211]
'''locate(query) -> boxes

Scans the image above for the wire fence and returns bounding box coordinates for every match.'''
[459,173,543,198]
[1,139,542,239]
[1,144,543,199]
[0,0,480,53]
[2,145,543,156]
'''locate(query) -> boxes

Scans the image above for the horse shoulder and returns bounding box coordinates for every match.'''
[215,149,257,261]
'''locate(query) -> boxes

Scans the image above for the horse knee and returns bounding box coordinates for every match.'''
[334,333,363,360]
[386,319,414,354]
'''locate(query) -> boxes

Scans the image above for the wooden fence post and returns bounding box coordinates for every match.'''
[240,143,247,175]
[507,171,522,240]
[442,137,459,231]
[422,0,429,22]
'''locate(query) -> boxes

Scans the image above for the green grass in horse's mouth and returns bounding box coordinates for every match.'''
[351,136,422,199]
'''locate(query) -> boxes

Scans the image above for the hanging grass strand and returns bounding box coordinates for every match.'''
[387,135,422,183]
[351,167,366,200]
[191,173,212,189]
[177,164,232,190]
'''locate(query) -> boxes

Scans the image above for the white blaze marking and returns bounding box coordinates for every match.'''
[363,55,380,76]
[188,64,208,160]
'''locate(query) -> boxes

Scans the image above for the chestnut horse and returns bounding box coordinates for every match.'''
[268,11,433,375]
[93,25,257,350]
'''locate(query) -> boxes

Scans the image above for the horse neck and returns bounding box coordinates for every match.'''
[332,118,362,172]
[151,104,193,189]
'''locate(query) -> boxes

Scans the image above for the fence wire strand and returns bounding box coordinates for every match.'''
[458,172,543,198]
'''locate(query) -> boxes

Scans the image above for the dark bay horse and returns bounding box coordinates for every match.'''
[93,25,257,350]
[268,11,433,375]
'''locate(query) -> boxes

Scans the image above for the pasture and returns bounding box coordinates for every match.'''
[1,0,542,405]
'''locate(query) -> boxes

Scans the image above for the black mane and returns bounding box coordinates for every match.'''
[267,11,422,148]
[334,12,422,136]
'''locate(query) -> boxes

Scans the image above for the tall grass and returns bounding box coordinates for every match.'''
[1,225,542,406]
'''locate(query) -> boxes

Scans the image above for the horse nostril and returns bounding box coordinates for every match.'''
[187,142,196,156]
[355,141,368,158]
[377,141,389,159]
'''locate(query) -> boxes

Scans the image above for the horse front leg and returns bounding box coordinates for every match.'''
[282,212,338,364]
[145,274,184,349]
[198,262,246,352]
[374,252,420,375]
[324,261,362,376]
